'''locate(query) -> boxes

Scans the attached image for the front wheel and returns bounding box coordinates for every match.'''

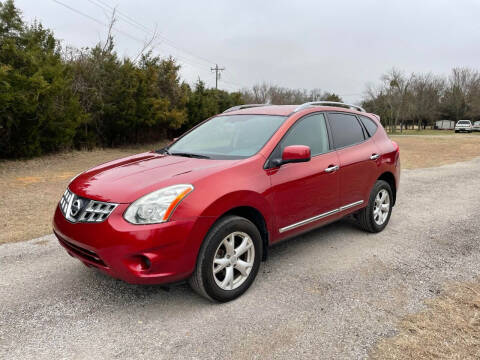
[189,215,262,302]
[356,180,393,233]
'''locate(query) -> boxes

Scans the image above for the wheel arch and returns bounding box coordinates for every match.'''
[377,171,397,206]
[217,206,269,261]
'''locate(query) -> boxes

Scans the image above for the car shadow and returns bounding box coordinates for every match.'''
[68,217,363,306]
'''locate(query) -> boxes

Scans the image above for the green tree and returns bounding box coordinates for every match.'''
[0,0,83,158]
[185,79,243,131]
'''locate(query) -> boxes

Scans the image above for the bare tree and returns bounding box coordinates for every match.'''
[409,73,444,130]
[363,69,412,132]
[242,83,343,105]
[442,67,480,121]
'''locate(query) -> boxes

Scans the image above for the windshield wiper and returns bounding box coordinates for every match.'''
[170,152,210,159]
[156,147,170,155]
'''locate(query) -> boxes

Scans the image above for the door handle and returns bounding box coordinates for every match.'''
[324,165,339,173]
[370,153,380,160]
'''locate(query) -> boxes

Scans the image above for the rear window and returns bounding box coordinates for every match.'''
[359,115,378,137]
[327,113,365,149]
[457,120,471,124]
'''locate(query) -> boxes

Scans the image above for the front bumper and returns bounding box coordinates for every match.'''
[53,204,215,285]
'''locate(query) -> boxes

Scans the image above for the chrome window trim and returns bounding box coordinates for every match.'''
[278,200,364,233]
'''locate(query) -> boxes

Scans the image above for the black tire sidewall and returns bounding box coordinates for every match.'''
[200,217,262,302]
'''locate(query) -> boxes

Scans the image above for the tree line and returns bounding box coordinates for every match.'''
[362,68,480,132]
[2,0,479,159]
[0,0,243,158]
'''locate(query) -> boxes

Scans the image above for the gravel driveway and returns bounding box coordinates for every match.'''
[1,158,480,359]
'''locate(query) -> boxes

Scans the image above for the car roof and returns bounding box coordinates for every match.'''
[223,104,367,117]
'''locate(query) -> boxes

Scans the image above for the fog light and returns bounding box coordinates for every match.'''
[126,255,152,272]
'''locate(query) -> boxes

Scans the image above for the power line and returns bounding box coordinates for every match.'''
[88,0,248,89]
[52,0,248,91]
[88,0,216,66]
[52,0,147,44]
[52,1,208,74]
[91,0,151,33]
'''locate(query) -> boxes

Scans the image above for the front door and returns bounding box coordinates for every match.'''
[267,113,340,236]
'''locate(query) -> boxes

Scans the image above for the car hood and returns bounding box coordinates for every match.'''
[69,152,237,203]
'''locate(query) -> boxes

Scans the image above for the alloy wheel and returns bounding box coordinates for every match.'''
[373,189,390,225]
[212,232,255,291]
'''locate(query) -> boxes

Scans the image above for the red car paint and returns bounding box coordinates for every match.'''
[53,105,400,285]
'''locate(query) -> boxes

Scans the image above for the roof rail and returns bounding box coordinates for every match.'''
[294,101,366,113]
[223,104,269,113]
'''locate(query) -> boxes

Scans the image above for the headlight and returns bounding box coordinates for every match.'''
[123,184,194,224]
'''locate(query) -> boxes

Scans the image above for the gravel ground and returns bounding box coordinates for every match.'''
[1,157,480,359]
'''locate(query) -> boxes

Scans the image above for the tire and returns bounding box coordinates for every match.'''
[455,130,458,133]
[356,180,393,233]
[189,215,262,302]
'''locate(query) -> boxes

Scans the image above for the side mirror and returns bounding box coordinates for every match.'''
[272,145,311,167]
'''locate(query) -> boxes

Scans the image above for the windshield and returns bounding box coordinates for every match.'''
[167,114,286,159]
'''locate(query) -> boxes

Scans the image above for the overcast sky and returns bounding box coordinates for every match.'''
[13,0,480,103]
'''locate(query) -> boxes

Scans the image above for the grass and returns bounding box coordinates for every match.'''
[390,134,480,169]
[1,134,479,244]
[370,281,480,359]
[389,129,480,136]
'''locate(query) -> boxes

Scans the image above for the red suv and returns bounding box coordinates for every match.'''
[53,102,400,302]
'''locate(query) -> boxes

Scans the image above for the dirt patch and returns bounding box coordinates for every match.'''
[370,280,480,359]
[391,135,480,169]
[0,144,164,244]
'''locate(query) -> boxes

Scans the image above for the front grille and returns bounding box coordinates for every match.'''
[59,188,117,223]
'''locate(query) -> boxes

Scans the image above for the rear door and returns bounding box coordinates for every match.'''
[326,112,380,209]
[267,113,340,235]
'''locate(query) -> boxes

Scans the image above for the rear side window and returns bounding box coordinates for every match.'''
[327,113,365,148]
[281,113,330,156]
[359,115,378,137]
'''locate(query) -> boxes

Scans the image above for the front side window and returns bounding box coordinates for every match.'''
[167,114,286,159]
[280,113,330,156]
[327,113,365,149]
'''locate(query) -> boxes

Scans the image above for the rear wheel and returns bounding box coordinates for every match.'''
[356,180,393,233]
[189,215,262,302]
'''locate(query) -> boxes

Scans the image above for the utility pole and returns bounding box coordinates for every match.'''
[211,64,225,89]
